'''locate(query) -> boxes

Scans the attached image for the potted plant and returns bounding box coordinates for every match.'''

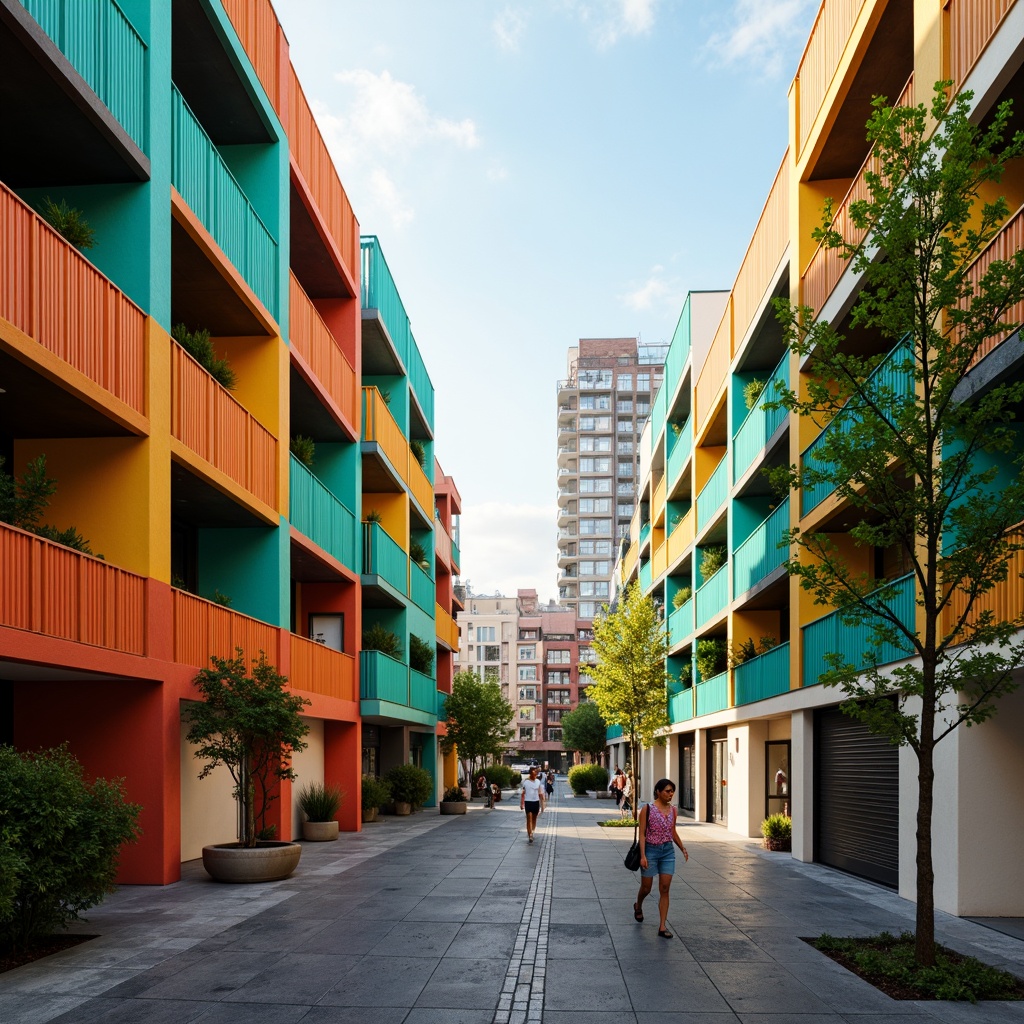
[439,785,468,815]
[761,812,792,852]
[184,650,310,882]
[385,763,433,815]
[743,377,767,410]
[296,781,343,841]
[361,774,390,823]
[672,585,692,608]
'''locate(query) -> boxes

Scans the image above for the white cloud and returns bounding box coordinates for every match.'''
[367,168,414,227]
[579,0,658,50]
[705,0,817,79]
[493,7,527,52]
[487,163,509,183]
[621,267,683,313]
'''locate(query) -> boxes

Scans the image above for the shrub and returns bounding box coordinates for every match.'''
[385,763,433,805]
[485,764,518,789]
[410,439,426,467]
[743,378,767,410]
[761,813,792,841]
[409,634,434,675]
[296,782,343,822]
[409,540,429,568]
[696,638,728,680]
[699,545,726,579]
[290,435,316,468]
[672,586,692,608]
[362,622,402,659]
[568,764,607,795]
[731,635,778,667]
[361,774,391,811]
[171,324,236,390]
[441,786,466,803]
[40,196,96,250]
[0,745,141,952]
[364,509,383,524]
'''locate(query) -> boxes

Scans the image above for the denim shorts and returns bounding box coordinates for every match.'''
[641,841,676,877]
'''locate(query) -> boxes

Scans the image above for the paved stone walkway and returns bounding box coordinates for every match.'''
[2,777,1023,1023]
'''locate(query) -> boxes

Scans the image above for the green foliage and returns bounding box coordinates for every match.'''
[672,585,692,608]
[566,764,593,795]
[40,196,95,251]
[171,324,236,390]
[33,523,98,556]
[385,763,433,805]
[699,545,726,579]
[362,622,403,659]
[409,439,426,467]
[484,764,518,789]
[409,633,434,675]
[696,638,728,680]
[361,774,391,811]
[441,785,466,803]
[814,932,1024,1002]
[296,782,342,822]
[598,818,639,827]
[743,378,767,410]
[290,435,316,469]
[209,589,232,607]
[184,651,310,848]
[440,671,515,775]
[409,540,429,567]
[731,635,778,667]
[760,813,792,841]
[0,745,141,952]
[560,701,608,759]
[364,509,383,523]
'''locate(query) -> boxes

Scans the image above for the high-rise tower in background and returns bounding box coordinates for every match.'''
[557,338,666,617]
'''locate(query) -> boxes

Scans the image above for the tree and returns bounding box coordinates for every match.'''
[185,651,310,847]
[561,700,608,763]
[771,82,1024,966]
[440,670,514,781]
[587,581,670,813]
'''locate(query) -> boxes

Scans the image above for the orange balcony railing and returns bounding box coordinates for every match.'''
[796,0,867,158]
[435,520,452,566]
[695,300,731,431]
[221,0,284,115]
[0,182,146,415]
[652,537,668,581]
[362,386,406,473]
[172,589,279,668]
[289,65,360,279]
[289,273,357,426]
[652,476,667,523]
[407,456,434,516]
[622,540,639,582]
[942,536,1024,641]
[289,634,356,701]
[435,603,460,650]
[802,75,913,315]
[0,521,146,655]
[949,0,1016,90]
[171,343,277,509]
[733,154,789,344]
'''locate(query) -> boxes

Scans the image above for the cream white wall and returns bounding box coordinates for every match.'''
[791,709,814,862]
[179,702,237,862]
[290,719,326,838]
[728,720,769,837]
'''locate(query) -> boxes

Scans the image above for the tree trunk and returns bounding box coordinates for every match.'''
[915,721,936,965]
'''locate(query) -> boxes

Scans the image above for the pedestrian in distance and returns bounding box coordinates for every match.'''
[545,770,555,799]
[477,773,491,809]
[520,766,545,843]
[620,771,633,820]
[611,767,624,809]
[632,778,688,938]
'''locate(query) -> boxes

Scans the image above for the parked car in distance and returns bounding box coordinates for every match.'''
[511,759,540,774]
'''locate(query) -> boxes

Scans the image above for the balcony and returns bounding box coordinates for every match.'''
[0,521,145,655]
[695,303,730,431]
[622,541,639,581]
[652,538,668,582]
[949,0,1017,89]
[668,688,694,724]
[289,455,356,572]
[667,508,695,567]
[362,522,408,598]
[735,642,791,705]
[802,573,916,687]
[668,598,693,648]
[171,86,278,319]
[1,182,146,418]
[435,603,459,650]
[172,589,278,668]
[733,499,789,596]
[409,562,434,613]
[289,273,357,428]
[289,634,355,701]
[221,0,283,113]
[733,354,790,480]
[652,476,667,523]
[697,457,728,533]
[606,723,624,740]
[667,420,692,489]
[695,671,729,716]
[695,564,728,628]
[639,559,652,593]
[362,387,432,513]
[450,537,460,573]
[434,520,452,566]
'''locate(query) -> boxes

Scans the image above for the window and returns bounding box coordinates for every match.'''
[518,666,537,681]
[484,645,500,661]
[579,369,612,389]
[616,399,633,413]
[519,706,535,720]
[617,503,634,519]
[547,729,563,742]
[617,523,631,539]
[579,394,595,410]
[547,689,571,705]
[617,483,634,496]
[547,670,571,685]
[579,601,599,617]
[579,581,609,597]
[579,518,612,535]
[636,372,650,392]
[636,401,650,416]
[580,436,611,452]
[617,418,633,432]
[578,671,595,686]
[578,498,611,514]
[518,645,536,660]
[578,627,594,641]
[519,685,537,701]
[617,373,632,390]
[578,477,611,493]
[578,647,596,663]
[579,539,612,556]
[579,457,611,473]
[617,461,634,478]
[519,726,536,741]
[476,626,495,642]
[546,649,571,664]
[519,629,538,640]
[548,709,563,723]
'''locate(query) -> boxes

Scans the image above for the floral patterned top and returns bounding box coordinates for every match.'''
[644,802,676,844]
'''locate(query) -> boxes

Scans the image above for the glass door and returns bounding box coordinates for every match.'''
[680,740,695,812]
[766,740,790,818]
[710,739,727,823]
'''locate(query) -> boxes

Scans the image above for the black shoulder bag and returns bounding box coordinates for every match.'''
[623,805,642,871]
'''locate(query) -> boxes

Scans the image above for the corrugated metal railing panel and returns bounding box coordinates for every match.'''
[735,642,791,705]
[221,0,283,115]
[435,603,459,649]
[171,86,278,318]
[667,419,692,489]
[360,237,410,367]
[410,668,437,714]
[409,562,434,612]
[669,688,694,723]
[362,523,408,595]
[22,0,146,149]
[667,509,694,566]
[171,343,277,508]
[695,564,729,628]
[359,649,409,704]
[172,589,278,668]
[666,309,691,387]
[434,520,452,566]
[695,301,731,430]
[733,498,790,596]
[733,353,790,479]
[362,386,408,478]
[450,538,461,572]
[407,457,434,515]
[942,534,1024,641]
[406,336,435,428]
[289,455,355,571]
[697,457,728,533]
[949,0,1016,89]
[668,599,693,648]
[639,559,652,593]
[0,521,146,654]
[1,182,146,414]
[695,672,729,715]
[289,635,355,701]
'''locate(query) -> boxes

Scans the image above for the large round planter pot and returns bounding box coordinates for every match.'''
[763,837,792,852]
[362,807,379,823]
[202,841,302,883]
[439,801,468,815]
[302,820,339,842]
[394,801,412,816]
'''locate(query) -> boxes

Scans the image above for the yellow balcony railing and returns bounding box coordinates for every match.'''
[435,603,460,650]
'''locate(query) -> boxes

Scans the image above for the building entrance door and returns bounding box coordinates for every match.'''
[680,737,695,813]
[710,738,727,823]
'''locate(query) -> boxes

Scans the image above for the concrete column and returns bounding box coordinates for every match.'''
[791,708,814,862]
[693,728,708,822]
[663,733,679,792]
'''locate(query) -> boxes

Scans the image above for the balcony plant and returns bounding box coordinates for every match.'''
[409,439,426,468]
[439,785,468,815]
[364,509,383,524]
[385,763,433,815]
[672,585,692,608]
[743,378,767,410]
[730,635,778,667]
[172,324,236,390]
[361,774,391,823]
[184,650,310,882]
[699,545,726,579]
[409,634,434,675]
[761,812,792,852]
[409,540,430,570]
[296,782,343,842]
[39,196,95,251]
[362,622,403,659]
[290,435,316,469]
[696,638,728,681]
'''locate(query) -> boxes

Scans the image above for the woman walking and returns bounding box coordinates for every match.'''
[520,766,545,843]
[632,778,688,938]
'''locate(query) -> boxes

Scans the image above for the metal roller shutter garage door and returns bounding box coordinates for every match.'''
[814,706,899,887]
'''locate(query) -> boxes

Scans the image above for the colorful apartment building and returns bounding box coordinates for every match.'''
[617,0,1024,916]
[0,0,459,883]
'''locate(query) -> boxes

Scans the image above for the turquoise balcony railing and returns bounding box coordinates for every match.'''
[801,341,914,515]
[668,688,694,723]
[639,559,652,592]
[667,419,692,488]
[695,671,729,715]
[410,669,437,714]
[665,309,691,388]
[289,456,356,571]
[406,339,435,428]
[171,87,278,318]
[360,236,410,362]
[697,457,728,532]
[639,521,652,547]
[733,354,790,479]
[668,599,693,647]
[735,642,791,705]
[695,564,728,627]
[362,523,408,595]
[409,562,434,613]
[732,498,789,596]
[437,689,450,718]
[451,538,460,571]
[606,723,624,740]
[359,650,408,704]
[652,382,668,443]
[24,0,146,150]
[802,573,916,687]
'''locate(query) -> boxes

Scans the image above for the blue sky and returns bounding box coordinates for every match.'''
[273,0,821,601]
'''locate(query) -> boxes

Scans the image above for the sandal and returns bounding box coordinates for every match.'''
[633,903,643,923]
[658,929,673,939]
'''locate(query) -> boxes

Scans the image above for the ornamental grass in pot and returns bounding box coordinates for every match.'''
[297,782,343,841]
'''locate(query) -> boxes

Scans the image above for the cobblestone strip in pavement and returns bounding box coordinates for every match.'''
[493,797,558,1024]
